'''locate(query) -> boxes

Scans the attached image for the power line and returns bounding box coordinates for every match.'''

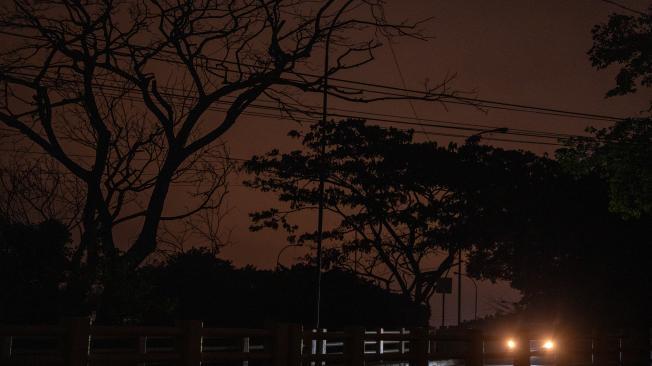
[11,72,638,150]
[1,102,565,150]
[0,30,626,123]
[0,70,580,146]
[293,102,579,139]
[144,50,625,122]
[0,103,565,149]
[8,64,637,148]
[148,53,624,122]
[386,35,433,143]
[598,0,648,16]
[0,146,246,163]
[8,68,637,150]
[1,80,569,160]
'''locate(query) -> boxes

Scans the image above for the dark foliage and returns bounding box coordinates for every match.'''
[243,119,477,307]
[0,228,427,327]
[568,7,652,219]
[0,219,71,323]
[244,118,652,328]
[589,8,652,98]
[463,147,652,328]
[558,118,652,219]
[136,248,428,328]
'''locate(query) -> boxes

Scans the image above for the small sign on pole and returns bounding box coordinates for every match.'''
[435,277,453,294]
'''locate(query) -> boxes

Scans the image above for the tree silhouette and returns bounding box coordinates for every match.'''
[0,226,427,326]
[0,157,83,228]
[559,6,652,219]
[589,7,652,98]
[0,0,445,315]
[462,149,651,328]
[244,119,485,310]
[140,248,427,327]
[558,119,651,219]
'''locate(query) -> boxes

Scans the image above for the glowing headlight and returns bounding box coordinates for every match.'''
[542,340,554,350]
[506,338,517,350]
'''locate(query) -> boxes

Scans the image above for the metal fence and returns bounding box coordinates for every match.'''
[0,318,650,366]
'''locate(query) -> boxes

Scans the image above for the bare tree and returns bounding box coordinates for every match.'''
[0,155,84,229]
[0,0,445,290]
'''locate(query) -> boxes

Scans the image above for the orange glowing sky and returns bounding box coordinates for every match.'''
[211,0,651,324]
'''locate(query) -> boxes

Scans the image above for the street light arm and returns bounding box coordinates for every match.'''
[465,127,509,144]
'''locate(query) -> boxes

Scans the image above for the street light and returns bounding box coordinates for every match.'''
[465,127,509,144]
[315,2,354,330]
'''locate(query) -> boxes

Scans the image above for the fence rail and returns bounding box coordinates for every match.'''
[0,318,650,366]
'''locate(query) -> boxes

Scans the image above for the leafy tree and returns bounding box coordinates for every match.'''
[244,119,485,310]
[136,248,427,327]
[559,7,652,219]
[244,119,651,327]
[463,153,651,328]
[0,236,427,326]
[522,10,652,325]
[589,8,652,98]
[558,119,651,219]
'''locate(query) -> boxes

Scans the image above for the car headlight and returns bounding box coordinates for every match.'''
[542,340,554,350]
[506,338,517,350]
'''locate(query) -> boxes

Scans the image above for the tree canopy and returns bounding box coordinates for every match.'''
[0,229,427,326]
[245,118,652,327]
[558,119,651,219]
[140,248,428,328]
[243,119,565,309]
[560,6,652,219]
[589,7,652,98]
[457,135,652,327]
[244,119,479,307]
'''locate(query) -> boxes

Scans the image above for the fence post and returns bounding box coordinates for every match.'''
[64,317,90,366]
[177,320,202,366]
[287,324,302,366]
[555,333,571,366]
[138,336,147,356]
[622,328,650,366]
[243,334,250,366]
[410,327,428,366]
[2,336,12,360]
[376,328,383,357]
[270,323,289,366]
[513,330,530,366]
[346,326,365,366]
[466,329,484,366]
[592,330,613,366]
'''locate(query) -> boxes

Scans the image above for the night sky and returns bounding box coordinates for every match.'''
[203,0,651,325]
[3,0,649,325]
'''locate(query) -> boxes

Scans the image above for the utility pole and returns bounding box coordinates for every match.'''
[315,1,354,330]
[441,293,446,328]
[314,36,329,331]
[454,271,479,321]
